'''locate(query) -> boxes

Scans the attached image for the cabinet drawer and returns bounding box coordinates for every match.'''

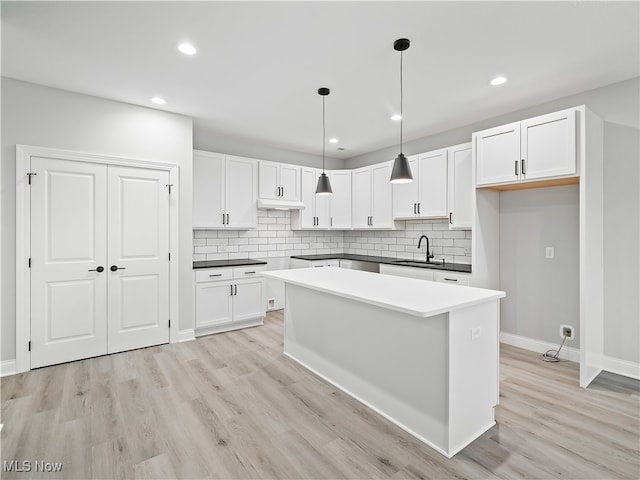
[434,271,470,286]
[195,268,233,283]
[233,265,266,278]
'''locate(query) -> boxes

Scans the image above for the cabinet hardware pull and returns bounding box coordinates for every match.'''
[230,285,233,296]
[88,266,104,272]
[413,203,416,214]
[449,212,453,224]
[281,187,284,197]
[222,213,226,224]
[110,265,126,271]
[444,278,458,282]
[417,203,421,214]
[244,271,256,275]
[226,213,230,225]
[234,284,238,295]
[521,159,526,175]
[514,160,519,176]
[209,273,222,277]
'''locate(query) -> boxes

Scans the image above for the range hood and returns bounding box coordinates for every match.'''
[257,198,306,210]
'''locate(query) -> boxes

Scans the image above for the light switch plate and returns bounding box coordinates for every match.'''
[545,247,554,259]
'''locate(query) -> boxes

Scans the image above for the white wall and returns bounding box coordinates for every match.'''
[1,78,194,362]
[193,127,343,170]
[347,77,640,365]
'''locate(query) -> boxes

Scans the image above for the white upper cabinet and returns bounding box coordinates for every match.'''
[193,151,226,229]
[352,166,372,229]
[417,149,448,218]
[521,109,576,181]
[291,167,331,229]
[393,149,448,219]
[447,143,473,229]
[329,170,352,229]
[353,161,396,229]
[193,150,257,229]
[258,160,301,201]
[475,108,577,187]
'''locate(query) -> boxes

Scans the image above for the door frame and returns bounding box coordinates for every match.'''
[16,144,180,373]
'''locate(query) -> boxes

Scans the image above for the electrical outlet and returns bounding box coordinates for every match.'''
[268,298,275,308]
[560,324,575,340]
[545,247,554,259]
[471,326,481,340]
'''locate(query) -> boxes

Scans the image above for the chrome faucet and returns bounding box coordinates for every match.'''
[418,235,435,262]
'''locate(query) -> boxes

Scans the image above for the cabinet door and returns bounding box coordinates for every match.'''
[417,149,448,218]
[475,122,521,186]
[226,156,257,228]
[315,182,332,229]
[233,279,265,322]
[521,108,576,181]
[279,164,301,201]
[352,167,372,228]
[371,162,394,228]
[392,155,419,218]
[258,160,279,200]
[299,167,317,228]
[329,170,352,228]
[448,143,473,229]
[195,282,233,328]
[193,151,225,228]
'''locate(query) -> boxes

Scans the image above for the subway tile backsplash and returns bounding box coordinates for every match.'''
[194,212,471,265]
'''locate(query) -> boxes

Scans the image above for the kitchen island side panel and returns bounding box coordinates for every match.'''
[284,283,450,455]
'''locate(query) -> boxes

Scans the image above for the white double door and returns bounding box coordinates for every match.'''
[30,157,170,368]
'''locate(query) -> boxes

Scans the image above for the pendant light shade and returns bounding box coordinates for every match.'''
[316,87,333,195]
[390,38,413,184]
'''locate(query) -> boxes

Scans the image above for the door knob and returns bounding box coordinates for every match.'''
[88,266,104,272]
[110,265,126,272]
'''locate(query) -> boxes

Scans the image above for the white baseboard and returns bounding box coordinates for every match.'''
[177,329,195,343]
[500,332,640,381]
[500,332,580,362]
[1,359,17,377]
[602,356,640,380]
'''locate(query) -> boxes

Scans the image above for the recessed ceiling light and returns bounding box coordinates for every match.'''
[490,76,508,86]
[391,114,402,121]
[178,43,197,55]
[151,97,166,105]
[329,138,339,144]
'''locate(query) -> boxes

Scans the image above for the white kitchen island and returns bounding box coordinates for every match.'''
[263,267,505,458]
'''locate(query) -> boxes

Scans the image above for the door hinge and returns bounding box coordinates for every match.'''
[28,341,31,352]
[27,172,37,185]
[166,184,174,194]
[28,258,31,268]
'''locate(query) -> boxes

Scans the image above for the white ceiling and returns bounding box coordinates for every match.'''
[2,1,638,160]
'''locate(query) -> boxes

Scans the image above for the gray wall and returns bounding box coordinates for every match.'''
[499,186,580,348]
[347,77,640,365]
[193,127,343,170]
[1,78,194,362]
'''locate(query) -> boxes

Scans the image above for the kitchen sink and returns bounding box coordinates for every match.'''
[391,259,445,267]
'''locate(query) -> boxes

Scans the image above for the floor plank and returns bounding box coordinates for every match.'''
[2,311,638,479]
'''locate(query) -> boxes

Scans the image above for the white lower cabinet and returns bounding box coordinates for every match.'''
[195,265,266,335]
[434,271,471,286]
[290,258,339,268]
[379,264,435,281]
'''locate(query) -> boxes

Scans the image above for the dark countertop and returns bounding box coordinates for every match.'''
[290,253,472,273]
[193,259,268,269]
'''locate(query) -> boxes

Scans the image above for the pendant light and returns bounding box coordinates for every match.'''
[315,87,333,195]
[390,38,413,184]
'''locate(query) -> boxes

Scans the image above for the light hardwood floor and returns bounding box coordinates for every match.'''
[2,311,639,479]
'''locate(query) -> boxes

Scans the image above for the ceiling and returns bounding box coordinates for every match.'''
[2,1,638,160]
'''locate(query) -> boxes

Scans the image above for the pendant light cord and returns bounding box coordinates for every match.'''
[400,50,403,154]
[322,96,326,173]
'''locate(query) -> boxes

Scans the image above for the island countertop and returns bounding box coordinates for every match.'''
[263,267,504,318]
